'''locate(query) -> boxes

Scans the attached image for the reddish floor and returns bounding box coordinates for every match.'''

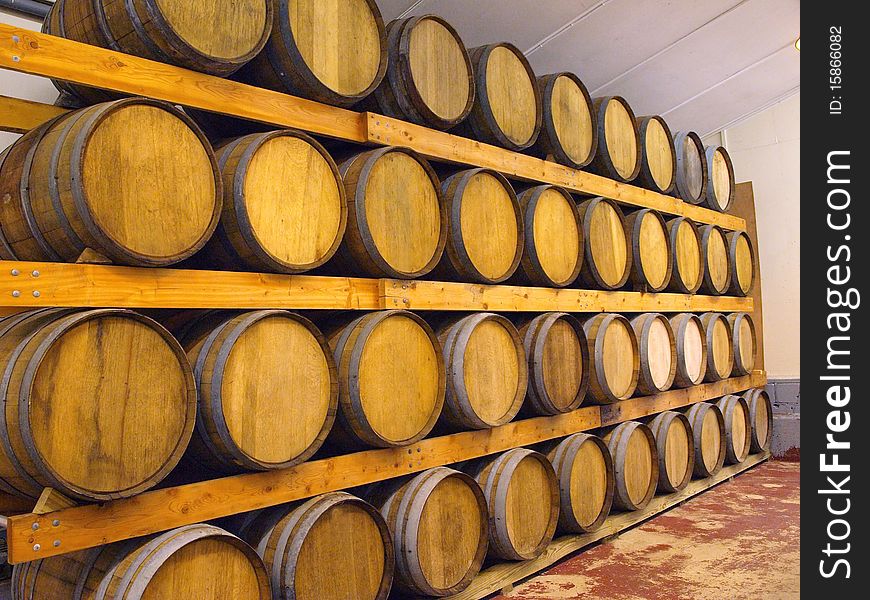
[496,461,800,600]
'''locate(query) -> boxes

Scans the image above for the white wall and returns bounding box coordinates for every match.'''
[704,93,800,379]
[0,13,59,149]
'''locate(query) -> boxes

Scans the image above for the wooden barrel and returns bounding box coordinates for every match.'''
[515,312,589,416]
[370,15,474,130]
[463,448,559,561]
[532,72,597,169]
[180,310,337,473]
[546,433,614,533]
[463,43,542,151]
[673,131,708,204]
[590,96,641,183]
[0,308,195,501]
[581,314,640,403]
[635,116,676,193]
[89,525,271,599]
[683,402,726,477]
[665,217,704,294]
[239,492,393,600]
[436,313,528,429]
[698,224,731,295]
[669,313,707,388]
[715,395,752,464]
[204,130,347,274]
[366,467,488,596]
[704,146,736,212]
[700,312,734,382]
[0,98,222,266]
[602,421,658,511]
[514,185,584,288]
[325,311,445,448]
[630,313,677,395]
[243,0,387,107]
[647,411,694,493]
[727,230,756,296]
[57,0,271,76]
[727,312,757,376]
[577,197,631,290]
[743,388,773,453]
[333,146,446,279]
[624,209,672,292]
[431,169,523,284]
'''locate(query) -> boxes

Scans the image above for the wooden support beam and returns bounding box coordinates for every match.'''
[446,451,771,600]
[0,95,68,133]
[6,371,765,563]
[0,24,745,230]
[381,279,754,313]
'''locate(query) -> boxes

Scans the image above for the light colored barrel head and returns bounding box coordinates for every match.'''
[645,118,674,191]
[485,46,538,147]
[533,188,582,285]
[551,74,594,166]
[463,319,522,424]
[588,201,628,288]
[542,318,585,412]
[638,212,670,290]
[154,0,269,59]
[601,318,636,399]
[624,427,654,507]
[408,17,471,122]
[569,439,609,528]
[505,456,556,557]
[604,99,638,180]
[701,409,722,473]
[459,171,519,281]
[664,418,690,487]
[674,220,701,291]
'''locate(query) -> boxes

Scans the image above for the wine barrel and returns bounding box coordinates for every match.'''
[683,402,726,477]
[0,98,221,266]
[700,313,734,382]
[545,433,614,533]
[647,411,694,493]
[602,421,658,511]
[204,130,347,274]
[635,116,676,193]
[727,312,757,376]
[462,43,542,151]
[669,313,707,387]
[332,146,446,279]
[581,314,640,403]
[11,541,136,600]
[0,308,195,501]
[57,0,271,75]
[366,467,488,596]
[743,388,773,453]
[673,131,708,204]
[727,230,756,296]
[91,525,270,599]
[698,224,731,295]
[242,0,387,107]
[435,313,527,430]
[514,185,584,287]
[624,209,672,292]
[370,15,474,130]
[577,197,631,290]
[590,96,641,183]
[238,493,393,600]
[431,169,523,284]
[324,311,445,448]
[515,312,589,416]
[630,313,677,395]
[715,395,752,464]
[532,72,597,169]
[463,448,559,561]
[704,146,736,212]
[180,310,337,473]
[665,217,704,294]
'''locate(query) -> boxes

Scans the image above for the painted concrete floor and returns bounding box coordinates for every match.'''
[496,461,800,600]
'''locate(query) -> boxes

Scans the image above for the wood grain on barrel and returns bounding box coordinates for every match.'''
[684,402,725,478]
[578,198,630,290]
[648,411,693,492]
[701,313,733,382]
[700,408,724,474]
[516,186,583,287]
[485,46,539,148]
[582,314,639,404]
[744,389,772,453]
[727,312,756,375]
[664,416,691,487]
[674,131,706,203]
[408,17,472,123]
[706,146,735,212]
[716,395,751,464]
[631,313,676,395]
[700,225,731,295]
[535,73,596,168]
[640,117,675,192]
[669,313,706,387]
[154,0,269,59]
[728,231,755,296]
[541,318,586,411]
[626,209,671,291]
[597,97,640,182]
[603,422,657,511]
[546,433,613,533]
[667,217,703,294]
[507,456,556,556]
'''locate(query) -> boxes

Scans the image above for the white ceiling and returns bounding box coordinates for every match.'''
[377,0,800,136]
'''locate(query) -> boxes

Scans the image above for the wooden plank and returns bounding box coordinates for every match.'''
[382,279,754,313]
[32,488,77,516]
[0,261,382,310]
[0,24,367,142]
[447,451,771,600]
[733,182,765,369]
[6,373,763,563]
[0,95,68,134]
[365,114,747,231]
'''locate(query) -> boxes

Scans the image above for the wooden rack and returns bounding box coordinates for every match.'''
[0,18,766,582]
